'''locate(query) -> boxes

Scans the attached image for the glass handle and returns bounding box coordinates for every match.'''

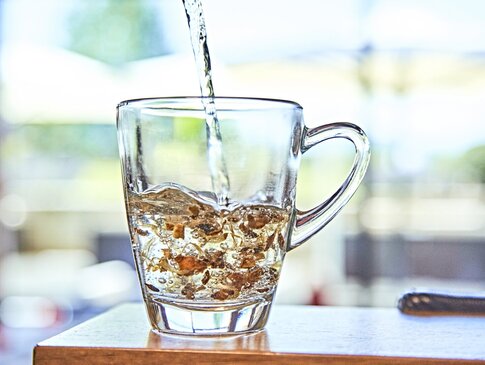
[289,122,371,251]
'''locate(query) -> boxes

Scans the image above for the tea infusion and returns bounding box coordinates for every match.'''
[127,184,290,303]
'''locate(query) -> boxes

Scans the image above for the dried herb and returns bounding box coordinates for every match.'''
[187,205,200,217]
[197,222,222,236]
[278,233,285,250]
[247,267,263,283]
[201,270,211,285]
[226,272,246,290]
[247,214,270,229]
[212,288,236,301]
[162,249,172,259]
[265,232,276,251]
[238,223,257,238]
[175,255,208,275]
[165,222,175,230]
[240,256,256,269]
[146,283,160,292]
[134,227,149,236]
[205,250,225,269]
[181,283,196,299]
[173,223,185,239]
[148,257,169,272]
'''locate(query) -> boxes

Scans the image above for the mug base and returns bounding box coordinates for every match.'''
[145,294,273,336]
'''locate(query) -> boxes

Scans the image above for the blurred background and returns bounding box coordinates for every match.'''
[1,0,485,363]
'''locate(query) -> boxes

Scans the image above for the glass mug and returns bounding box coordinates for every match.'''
[116,97,370,335]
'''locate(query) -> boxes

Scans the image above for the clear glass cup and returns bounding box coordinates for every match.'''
[116,97,370,335]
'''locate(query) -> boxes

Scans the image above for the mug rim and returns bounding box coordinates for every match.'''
[117,96,303,111]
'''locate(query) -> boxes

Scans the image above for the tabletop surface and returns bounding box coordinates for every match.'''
[34,303,485,365]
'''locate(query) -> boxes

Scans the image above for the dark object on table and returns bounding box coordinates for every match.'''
[398,289,485,316]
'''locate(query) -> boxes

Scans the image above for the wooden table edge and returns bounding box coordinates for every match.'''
[33,345,485,365]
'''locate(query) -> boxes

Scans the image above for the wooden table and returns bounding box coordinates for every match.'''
[34,303,485,364]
